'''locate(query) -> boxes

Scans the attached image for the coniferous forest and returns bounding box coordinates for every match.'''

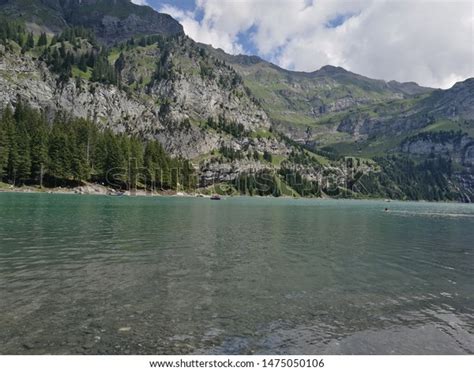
[0,103,196,191]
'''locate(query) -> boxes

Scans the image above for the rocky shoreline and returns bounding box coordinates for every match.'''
[1,182,471,203]
[0,182,305,199]
[0,183,188,197]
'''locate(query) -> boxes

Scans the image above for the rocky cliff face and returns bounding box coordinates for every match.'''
[0,44,157,128]
[0,38,283,163]
[63,0,184,44]
[422,79,474,121]
[334,79,474,140]
[401,132,474,167]
[336,111,434,139]
[0,0,184,43]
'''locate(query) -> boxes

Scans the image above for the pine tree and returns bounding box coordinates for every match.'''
[78,54,88,72]
[27,112,49,184]
[91,52,117,85]
[13,115,32,183]
[70,131,88,182]
[144,141,171,190]
[144,141,156,188]
[48,127,72,181]
[114,52,126,84]
[74,119,96,180]
[128,137,144,190]
[37,32,48,47]
[3,107,19,184]
[59,41,66,58]
[253,150,259,161]
[263,151,273,163]
[26,32,35,49]
[102,131,125,187]
[16,135,31,183]
[180,160,196,190]
[0,111,10,179]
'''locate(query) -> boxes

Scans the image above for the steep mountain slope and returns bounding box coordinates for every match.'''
[0,0,183,43]
[208,47,434,134]
[0,33,282,160]
[209,46,472,169]
[0,0,472,201]
[335,78,474,140]
[421,78,474,120]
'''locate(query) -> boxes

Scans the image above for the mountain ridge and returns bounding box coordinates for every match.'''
[0,0,473,201]
[0,0,454,92]
[207,46,433,91]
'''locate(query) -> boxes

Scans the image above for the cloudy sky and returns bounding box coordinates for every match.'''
[132,0,474,88]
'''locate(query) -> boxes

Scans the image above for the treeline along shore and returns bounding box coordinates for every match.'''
[0,102,197,192]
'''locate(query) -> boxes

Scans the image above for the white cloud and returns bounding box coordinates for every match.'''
[131,0,149,5]
[160,4,245,54]
[159,0,474,88]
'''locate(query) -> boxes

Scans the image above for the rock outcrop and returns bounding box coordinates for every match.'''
[401,132,474,167]
[63,0,184,44]
[0,0,184,43]
[0,40,281,161]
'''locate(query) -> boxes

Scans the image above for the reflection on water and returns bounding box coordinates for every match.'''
[0,194,473,354]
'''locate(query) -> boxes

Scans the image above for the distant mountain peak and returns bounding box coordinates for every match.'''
[318,65,348,74]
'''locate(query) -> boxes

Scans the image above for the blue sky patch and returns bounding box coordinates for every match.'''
[325,13,356,28]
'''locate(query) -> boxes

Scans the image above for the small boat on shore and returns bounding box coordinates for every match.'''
[210,195,221,201]
[109,191,125,197]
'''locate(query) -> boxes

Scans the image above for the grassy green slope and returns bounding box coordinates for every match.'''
[206,47,432,130]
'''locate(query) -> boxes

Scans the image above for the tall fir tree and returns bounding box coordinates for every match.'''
[0,110,10,179]
[37,32,48,47]
[48,127,72,181]
[3,107,20,184]
[13,115,32,183]
[26,32,35,49]
[103,131,126,187]
[30,127,48,185]
[128,137,144,190]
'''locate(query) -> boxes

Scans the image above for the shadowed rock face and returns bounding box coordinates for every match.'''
[0,0,67,31]
[62,0,184,44]
[424,78,474,121]
[0,0,184,43]
[400,132,474,168]
[463,145,474,167]
[334,78,474,139]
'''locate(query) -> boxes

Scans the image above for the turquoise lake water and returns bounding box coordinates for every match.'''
[0,193,473,354]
